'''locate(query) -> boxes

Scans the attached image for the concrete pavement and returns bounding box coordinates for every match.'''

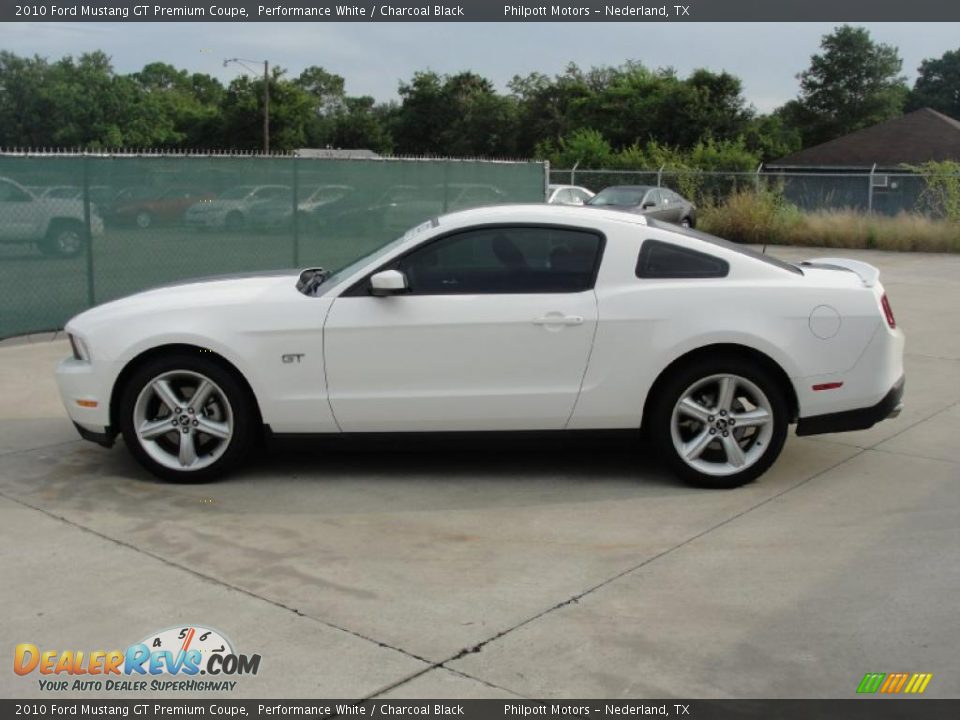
[1,246,958,699]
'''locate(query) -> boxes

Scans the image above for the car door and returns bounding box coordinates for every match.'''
[324,225,602,432]
[660,189,684,223]
[0,179,41,241]
[640,189,671,221]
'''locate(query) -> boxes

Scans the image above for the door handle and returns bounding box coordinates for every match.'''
[533,314,584,326]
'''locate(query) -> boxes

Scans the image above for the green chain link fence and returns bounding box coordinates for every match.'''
[0,154,547,339]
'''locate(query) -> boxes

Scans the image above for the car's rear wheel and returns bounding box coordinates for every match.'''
[135,210,153,229]
[118,354,255,482]
[650,356,787,488]
[680,216,694,229]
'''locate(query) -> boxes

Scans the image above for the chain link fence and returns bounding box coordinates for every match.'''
[0,153,547,339]
[551,168,943,217]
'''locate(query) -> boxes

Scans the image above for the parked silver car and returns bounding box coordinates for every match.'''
[547,184,595,205]
[587,185,696,228]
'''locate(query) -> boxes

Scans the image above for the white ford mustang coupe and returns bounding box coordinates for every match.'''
[56,205,904,488]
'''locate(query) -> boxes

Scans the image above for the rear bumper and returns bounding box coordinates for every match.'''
[796,376,904,436]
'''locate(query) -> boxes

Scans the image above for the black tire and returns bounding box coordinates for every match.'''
[680,216,694,229]
[649,354,788,489]
[118,352,257,483]
[40,220,85,257]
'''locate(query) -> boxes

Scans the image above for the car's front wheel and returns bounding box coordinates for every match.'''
[650,356,788,488]
[40,220,85,257]
[118,353,256,482]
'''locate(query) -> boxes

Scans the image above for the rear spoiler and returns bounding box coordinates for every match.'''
[803,257,880,288]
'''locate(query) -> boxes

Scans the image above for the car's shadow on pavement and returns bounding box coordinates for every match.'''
[247,430,682,487]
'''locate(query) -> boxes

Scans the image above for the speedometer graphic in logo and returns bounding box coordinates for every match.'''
[141,625,234,669]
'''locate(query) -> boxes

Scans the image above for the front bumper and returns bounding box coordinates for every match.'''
[796,376,904,436]
[73,421,116,448]
[56,356,113,439]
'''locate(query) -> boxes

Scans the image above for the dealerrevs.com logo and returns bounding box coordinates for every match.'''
[14,625,261,692]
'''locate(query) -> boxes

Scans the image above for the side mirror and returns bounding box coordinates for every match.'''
[369,269,409,296]
[641,201,656,209]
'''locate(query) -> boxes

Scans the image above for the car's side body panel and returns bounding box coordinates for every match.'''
[565,221,888,428]
[57,204,904,450]
[324,290,598,431]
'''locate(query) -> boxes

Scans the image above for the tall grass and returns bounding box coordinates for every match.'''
[699,190,960,253]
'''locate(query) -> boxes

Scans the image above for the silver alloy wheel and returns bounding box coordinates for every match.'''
[680,217,691,228]
[669,373,774,477]
[55,229,82,255]
[132,370,234,472]
[136,211,152,228]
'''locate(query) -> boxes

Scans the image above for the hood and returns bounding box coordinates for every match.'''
[188,199,247,212]
[67,270,298,334]
[36,197,85,214]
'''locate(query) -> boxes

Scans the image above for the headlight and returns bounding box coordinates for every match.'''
[68,333,91,362]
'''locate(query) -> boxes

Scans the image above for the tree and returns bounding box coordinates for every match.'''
[392,71,517,156]
[792,25,908,146]
[908,48,960,118]
[221,67,316,151]
[743,114,802,161]
[330,96,393,153]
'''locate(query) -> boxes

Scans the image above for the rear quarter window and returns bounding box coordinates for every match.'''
[636,240,729,279]
[645,218,803,275]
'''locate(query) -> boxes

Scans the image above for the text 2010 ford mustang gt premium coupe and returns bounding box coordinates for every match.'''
[55,205,905,488]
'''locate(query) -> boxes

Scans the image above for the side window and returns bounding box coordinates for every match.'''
[555,189,574,204]
[0,181,32,202]
[573,189,592,204]
[397,226,602,295]
[636,240,729,279]
[643,189,662,207]
[255,187,286,200]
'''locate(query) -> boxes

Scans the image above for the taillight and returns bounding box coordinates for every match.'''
[880,293,896,329]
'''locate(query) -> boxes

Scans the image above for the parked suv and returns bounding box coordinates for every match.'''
[0,177,104,256]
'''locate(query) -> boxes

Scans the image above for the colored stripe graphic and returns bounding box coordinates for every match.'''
[857,673,886,694]
[857,672,932,694]
[880,673,909,693]
[904,673,933,694]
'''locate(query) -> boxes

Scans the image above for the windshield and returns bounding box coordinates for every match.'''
[218,186,255,200]
[307,218,440,295]
[381,186,420,203]
[588,187,650,207]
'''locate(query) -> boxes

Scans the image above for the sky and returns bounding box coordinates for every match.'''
[2,22,958,113]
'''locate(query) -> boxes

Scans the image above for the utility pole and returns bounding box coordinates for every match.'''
[263,60,270,155]
[224,57,271,154]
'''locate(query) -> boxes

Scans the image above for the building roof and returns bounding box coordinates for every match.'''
[769,108,960,169]
[293,148,380,159]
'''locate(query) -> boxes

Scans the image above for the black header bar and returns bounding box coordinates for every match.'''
[2,700,959,719]
[4,0,960,22]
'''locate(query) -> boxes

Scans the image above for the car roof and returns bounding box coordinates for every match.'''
[598,185,655,192]
[436,203,649,230]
